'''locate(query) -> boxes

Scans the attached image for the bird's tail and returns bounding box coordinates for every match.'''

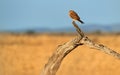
[78,19,84,24]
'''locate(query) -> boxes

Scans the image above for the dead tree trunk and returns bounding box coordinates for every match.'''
[40,21,120,75]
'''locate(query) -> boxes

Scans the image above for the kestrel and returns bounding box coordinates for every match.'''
[69,10,84,24]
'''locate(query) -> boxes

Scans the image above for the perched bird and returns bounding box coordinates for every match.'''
[69,10,84,24]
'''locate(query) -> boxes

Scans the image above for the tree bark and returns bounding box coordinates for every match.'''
[40,21,120,75]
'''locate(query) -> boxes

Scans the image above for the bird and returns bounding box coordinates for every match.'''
[69,10,84,24]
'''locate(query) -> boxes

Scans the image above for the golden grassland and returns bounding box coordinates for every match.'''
[0,33,120,75]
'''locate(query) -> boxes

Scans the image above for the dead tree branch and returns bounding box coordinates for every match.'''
[72,21,120,59]
[40,21,120,75]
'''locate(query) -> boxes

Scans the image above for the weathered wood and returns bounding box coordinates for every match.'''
[40,36,83,75]
[72,21,120,59]
[40,21,120,75]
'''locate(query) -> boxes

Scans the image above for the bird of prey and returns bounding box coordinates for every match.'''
[69,10,84,24]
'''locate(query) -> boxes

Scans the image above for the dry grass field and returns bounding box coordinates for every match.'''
[0,33,120,75]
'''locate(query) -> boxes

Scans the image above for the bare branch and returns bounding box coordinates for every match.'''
[72,21,84,37]
[40,21,120,75]
[41,36,83,75]
[81,37,120,59]
[72,21,120,59]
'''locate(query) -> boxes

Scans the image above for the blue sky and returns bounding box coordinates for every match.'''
[0,0,120,31]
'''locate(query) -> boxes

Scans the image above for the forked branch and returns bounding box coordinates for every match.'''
[72,21,120,59]
[40,21,120,75]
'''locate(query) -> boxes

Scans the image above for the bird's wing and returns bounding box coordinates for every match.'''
[69,11,80,20]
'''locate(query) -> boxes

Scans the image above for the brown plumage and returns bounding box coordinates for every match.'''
[69,10,84,24]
